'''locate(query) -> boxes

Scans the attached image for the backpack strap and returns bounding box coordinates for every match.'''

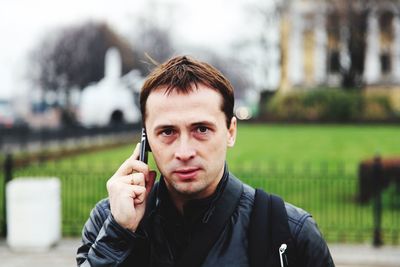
[249,189,295,267]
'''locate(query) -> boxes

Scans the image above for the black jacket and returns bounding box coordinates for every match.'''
[77,172,334,267]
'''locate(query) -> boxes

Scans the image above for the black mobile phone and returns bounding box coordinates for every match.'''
[139,128,150,163]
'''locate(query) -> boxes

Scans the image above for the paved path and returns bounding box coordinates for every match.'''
[0,239,78,267]
[329,244,400,267]
[0,239,399,267]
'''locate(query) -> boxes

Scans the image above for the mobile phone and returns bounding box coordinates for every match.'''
[139,128,150,163]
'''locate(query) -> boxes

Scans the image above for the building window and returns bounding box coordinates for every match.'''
[329,51,340,73]
[380,53,391,74]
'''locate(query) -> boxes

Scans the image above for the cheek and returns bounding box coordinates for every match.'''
[152,148,168,165]
[202,136,227,158]
[148,142,167,167]
[152,152,169,177]
[153,142,180,168]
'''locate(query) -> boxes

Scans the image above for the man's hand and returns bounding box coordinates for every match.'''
[106,143,156,232]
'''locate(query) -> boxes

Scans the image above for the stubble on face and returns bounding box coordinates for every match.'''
[144,85,236,206]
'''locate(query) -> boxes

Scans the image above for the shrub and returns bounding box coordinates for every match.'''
[362,95,393,121]
[302,89,362,121]
[262,88,395,122]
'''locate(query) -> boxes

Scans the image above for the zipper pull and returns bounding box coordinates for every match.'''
[279,243,288,267]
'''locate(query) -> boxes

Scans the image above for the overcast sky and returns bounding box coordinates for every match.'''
[0,0,275,99]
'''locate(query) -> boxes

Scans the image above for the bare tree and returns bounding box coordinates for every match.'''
[325,0,370,89]
[131,18,175,75]
[29,21,138,125]
[206,53,251,100]
[322,0,400,88]
[30,21,137,92]
[242,0,287,91]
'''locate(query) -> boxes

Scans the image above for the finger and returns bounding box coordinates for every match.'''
[115,173,145,186]
[115,185,146,204]
[130,185,146,204]
[145,171,156,195]
[115,155,149,177]
[130,173,145,187]
[114,143,141,175]
[132,142,141,160]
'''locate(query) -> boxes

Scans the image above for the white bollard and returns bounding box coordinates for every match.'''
[6,177,61,251]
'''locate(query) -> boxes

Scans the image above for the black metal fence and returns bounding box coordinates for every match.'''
[1,154,399,244]
[0,123,140,153]
[230,161,400,244]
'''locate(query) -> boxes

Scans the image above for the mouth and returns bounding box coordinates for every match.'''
[173,167,200,180]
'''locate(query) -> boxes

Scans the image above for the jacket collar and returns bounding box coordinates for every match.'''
[156,164,230,225]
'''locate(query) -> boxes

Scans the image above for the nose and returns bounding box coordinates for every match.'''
[174,136,196,162]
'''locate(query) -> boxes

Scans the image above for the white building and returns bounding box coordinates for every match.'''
[78,47,141,127]
[279,0,400,90]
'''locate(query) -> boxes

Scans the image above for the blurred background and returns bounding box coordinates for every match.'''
[2,0,400,128]
[1,0,400,264]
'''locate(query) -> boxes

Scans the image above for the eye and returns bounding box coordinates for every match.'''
[196,126,209,134]
[161,128,175,136]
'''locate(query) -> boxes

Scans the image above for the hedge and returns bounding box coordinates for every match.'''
[261,89,396,122]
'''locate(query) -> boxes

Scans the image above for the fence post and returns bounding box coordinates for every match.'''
[372,155,383,247]
[2,153,13,237]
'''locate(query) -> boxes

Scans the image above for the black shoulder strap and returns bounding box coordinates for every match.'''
[249,189,295,267]
[175,176,243,267]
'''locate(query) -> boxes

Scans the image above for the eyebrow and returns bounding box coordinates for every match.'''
[153,124,174,132]
[191,121,217,128]
[153,120,217,132]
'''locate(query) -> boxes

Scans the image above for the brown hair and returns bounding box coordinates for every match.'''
[140,56,235,128]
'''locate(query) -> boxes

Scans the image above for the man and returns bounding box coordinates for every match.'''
[77,56,334,266]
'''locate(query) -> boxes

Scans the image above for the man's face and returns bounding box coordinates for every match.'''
[145,84,236,200]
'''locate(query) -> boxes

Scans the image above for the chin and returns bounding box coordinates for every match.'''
[173,182,206,197]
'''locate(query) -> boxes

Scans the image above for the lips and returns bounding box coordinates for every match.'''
[173,167,200,180]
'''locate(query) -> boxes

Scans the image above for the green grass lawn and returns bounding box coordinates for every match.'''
[228,124,400,243]
[2,123,400,243]
[229,123,400,167]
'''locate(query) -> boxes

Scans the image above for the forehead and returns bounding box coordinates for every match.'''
[145,85,224,125]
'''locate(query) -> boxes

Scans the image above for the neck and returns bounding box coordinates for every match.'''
[171,193,190,214]
[171,176,223,214]
[166,166,225,214]
[163,165,228,214]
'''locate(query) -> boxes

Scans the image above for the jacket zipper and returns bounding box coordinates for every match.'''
[279,243,288,267]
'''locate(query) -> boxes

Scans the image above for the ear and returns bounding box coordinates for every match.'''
[227,117,237,147]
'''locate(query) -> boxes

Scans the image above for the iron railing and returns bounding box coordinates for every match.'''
[1,155,399,244]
